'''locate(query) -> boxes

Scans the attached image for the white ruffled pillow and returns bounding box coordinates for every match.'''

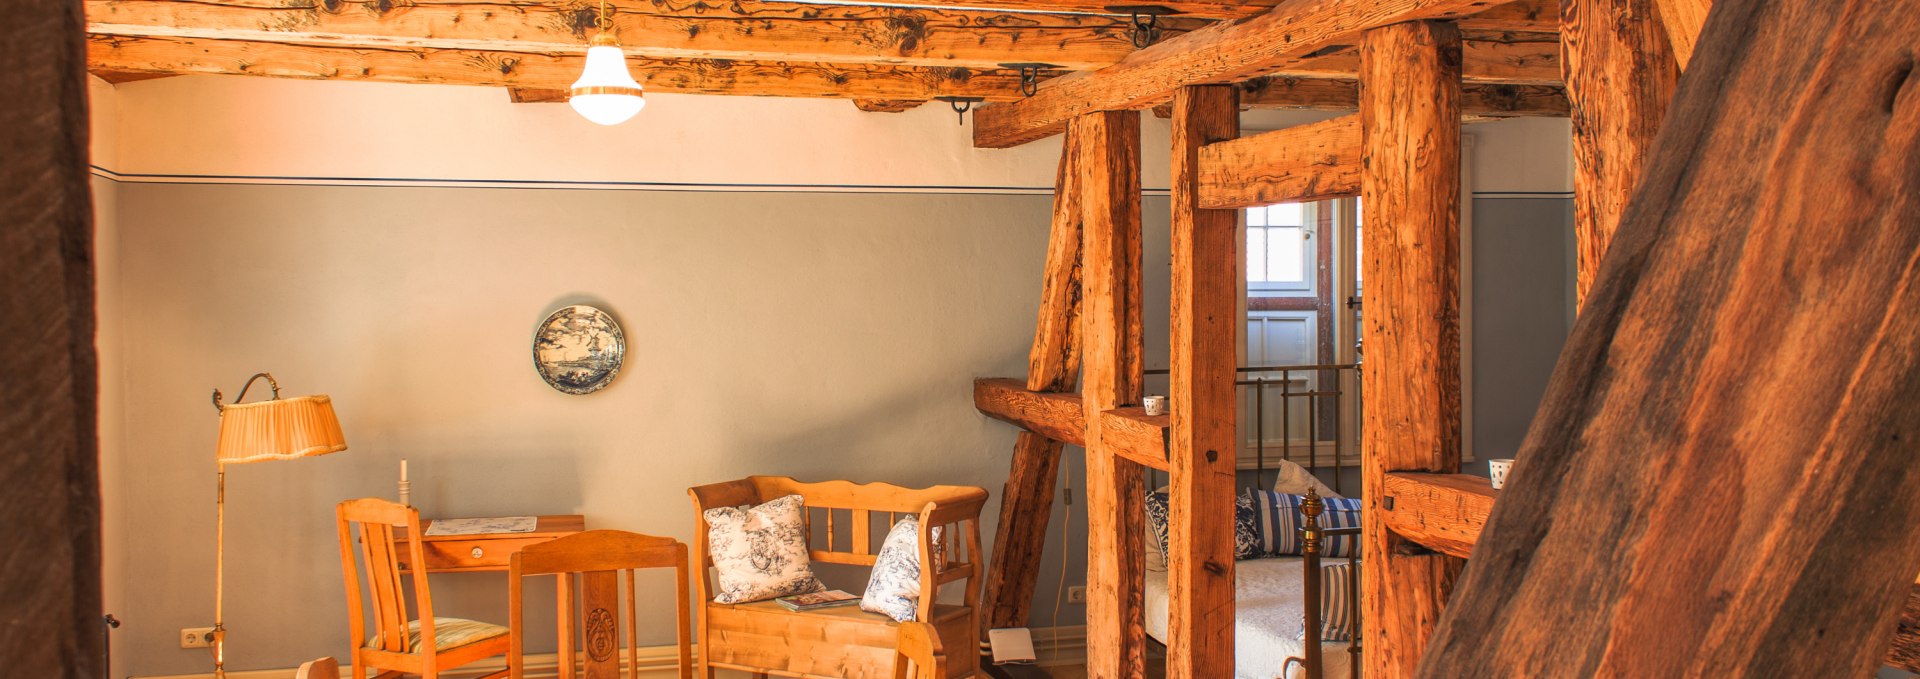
[703,494,825,604]
[860,516,942,622]
[1272,459,1340,498]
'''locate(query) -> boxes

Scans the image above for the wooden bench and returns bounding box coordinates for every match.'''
[688,476,987,679]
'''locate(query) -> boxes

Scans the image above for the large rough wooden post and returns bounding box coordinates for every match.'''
[1422,1,1920,675]
[1652,0,1712,70]
[1,0,104,677]
[1564,0,1677,307]
[1164,84,1239,679]
[978,137,1085,640]
[1358,19,1463,679]
[1074,109,1147,679]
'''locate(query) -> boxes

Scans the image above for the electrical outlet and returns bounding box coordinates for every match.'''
[180,627,214,649]
[1067,586,1086,604]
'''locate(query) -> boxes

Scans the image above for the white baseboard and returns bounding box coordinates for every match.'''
[136,625,1089,678]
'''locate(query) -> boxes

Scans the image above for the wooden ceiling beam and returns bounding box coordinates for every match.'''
[1198,114,1360,208]
[852,99,927,112]
[970,0,1512,148]
[83,0,1201,72]
[849,0,1554,28]
[507,87,567,103]
[1266,33,1559,85]
[1163,78,1566,116]
[86,35,1030,101]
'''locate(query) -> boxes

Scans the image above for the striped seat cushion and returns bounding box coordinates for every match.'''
[366,617,507,653]
[1248,490,1362,558]
[1298,561,1359,643]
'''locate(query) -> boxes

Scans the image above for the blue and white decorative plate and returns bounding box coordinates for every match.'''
[532,305,624,395]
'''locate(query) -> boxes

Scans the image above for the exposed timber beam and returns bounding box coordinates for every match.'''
[1358,19,1463,679]
[852,99,926,112]
[507,87,566,103]
[1165,78,1565,116]
[844,0,1554,28]
[970,0,1509,148]
[86,35,1029,101]
[83,0,1198,72]
[973,378,1085,445]
[1263,35,1559,85]
[976,143,1085,640]
[1380,473,1496,560]
[1165,84,1240,679]
[89,69,174,84]
[1075,109,1147,679]
[1099,409,1169,470]
[1423,2,1920,675]
[1198,114,1360,208]
[1652,0,1711,70]
[1563,0,1675,308]
[1890,587,1920,673]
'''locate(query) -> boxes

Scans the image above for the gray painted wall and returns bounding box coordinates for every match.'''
[100,182,1173,676]
[1465,197,1576,475]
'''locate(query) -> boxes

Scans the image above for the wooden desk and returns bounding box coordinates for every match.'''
[394,515,585,573]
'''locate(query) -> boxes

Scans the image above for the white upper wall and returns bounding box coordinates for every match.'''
[94,75,1572,195]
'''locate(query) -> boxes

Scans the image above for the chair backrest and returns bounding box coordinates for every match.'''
[509,530,692,679]
[335,498,435,656]
[294,656,340,679]
[687,476,989,622]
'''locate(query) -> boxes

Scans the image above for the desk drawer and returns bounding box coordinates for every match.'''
[397,536,556,572]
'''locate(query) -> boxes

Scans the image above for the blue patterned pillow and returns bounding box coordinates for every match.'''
[1144,490,1262,561]
[1247,490,1362,558]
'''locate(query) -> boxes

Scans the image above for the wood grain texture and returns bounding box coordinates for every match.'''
[1197,114,1360,208]
[1381,473,1497,560]
[973,378,1086,445]
[1073,109,1148,679]
[507,87,567,103]
[1233,78,1567,116]
[1099,408,1170,471]
[83,0,1200,71]
[87,35,1032,101]
[1421,1,1920,675]
[1887,586,1920,673]
[1651,0,1711,70]
[978,141,1087,638]
[1358,19,1463,679]
[1563,0,1676,308]
[0,0,101,676]
[970,0,1506,148]
[1267,36,1559,85]
[853,99,926,113]
[1164,84,1240,679]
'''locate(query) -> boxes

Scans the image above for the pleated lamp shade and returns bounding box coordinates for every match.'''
[215,395,348,464]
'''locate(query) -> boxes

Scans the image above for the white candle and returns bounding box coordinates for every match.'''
[400,459,408,483]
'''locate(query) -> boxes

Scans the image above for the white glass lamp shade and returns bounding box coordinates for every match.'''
[570,38,646,126]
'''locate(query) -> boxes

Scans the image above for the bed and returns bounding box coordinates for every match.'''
[1145,556,1354,679]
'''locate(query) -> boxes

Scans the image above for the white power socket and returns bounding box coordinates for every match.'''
[1067,586,1086,604]
[180,627,214,649]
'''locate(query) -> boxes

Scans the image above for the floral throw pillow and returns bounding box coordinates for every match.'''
[1144,490,1262,561]
[860,516,943,622]
[703,494,825,604]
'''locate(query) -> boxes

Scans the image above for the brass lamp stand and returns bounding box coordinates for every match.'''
[209,373,348,678]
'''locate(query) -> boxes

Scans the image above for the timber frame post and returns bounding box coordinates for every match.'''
[1074,109,1149,679]
[1164,84,1241,679]
[1358,19,1464,679]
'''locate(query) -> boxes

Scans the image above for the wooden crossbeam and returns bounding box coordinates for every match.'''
[1222,79,1568,116]
[1164,84,1241,679]
[1197,114,1360,208]
[804,0,1556,27]
[852,99,926,113]
[507,88,566,103]
[1075,109,1148,679]
[1358,19,1464,679]
[1422,1,1920,674]
[969,0,1507,148]
[86,35,1029,101]
[1380,473,1496,560]
[1563,0,1676,307]
[1652,0,1712,69]
[1265,36,1559,85]
[1099,409,1170,471]
[973,378,1085,445]
[83,0,1199,72]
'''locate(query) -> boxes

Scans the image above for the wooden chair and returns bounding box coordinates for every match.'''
[507,530,693,679]
[335,498,511,679]
[688,476,988,679]
[892,622,946,679]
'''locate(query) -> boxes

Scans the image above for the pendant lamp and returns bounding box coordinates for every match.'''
[570,1,645,125]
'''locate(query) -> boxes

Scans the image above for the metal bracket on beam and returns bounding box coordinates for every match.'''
[1106,5,1180,48]
[935,96,985,125]
[998,63,1060,97]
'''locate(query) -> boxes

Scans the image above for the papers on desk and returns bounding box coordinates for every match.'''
[424,516,539,536]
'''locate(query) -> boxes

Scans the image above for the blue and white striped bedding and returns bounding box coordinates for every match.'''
[1144,557,1355,679]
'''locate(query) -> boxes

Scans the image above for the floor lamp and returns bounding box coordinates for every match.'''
[210,373,348,678]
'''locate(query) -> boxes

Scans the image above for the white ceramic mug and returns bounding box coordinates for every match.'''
[1142,395,1168,416]
[1488,458,1515,490]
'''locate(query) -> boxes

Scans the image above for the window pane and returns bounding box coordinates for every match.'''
[1271,226,1305,282]
[1247,206,1267,227]
[1270,202,1305,227]
[1248,227,1268,282]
